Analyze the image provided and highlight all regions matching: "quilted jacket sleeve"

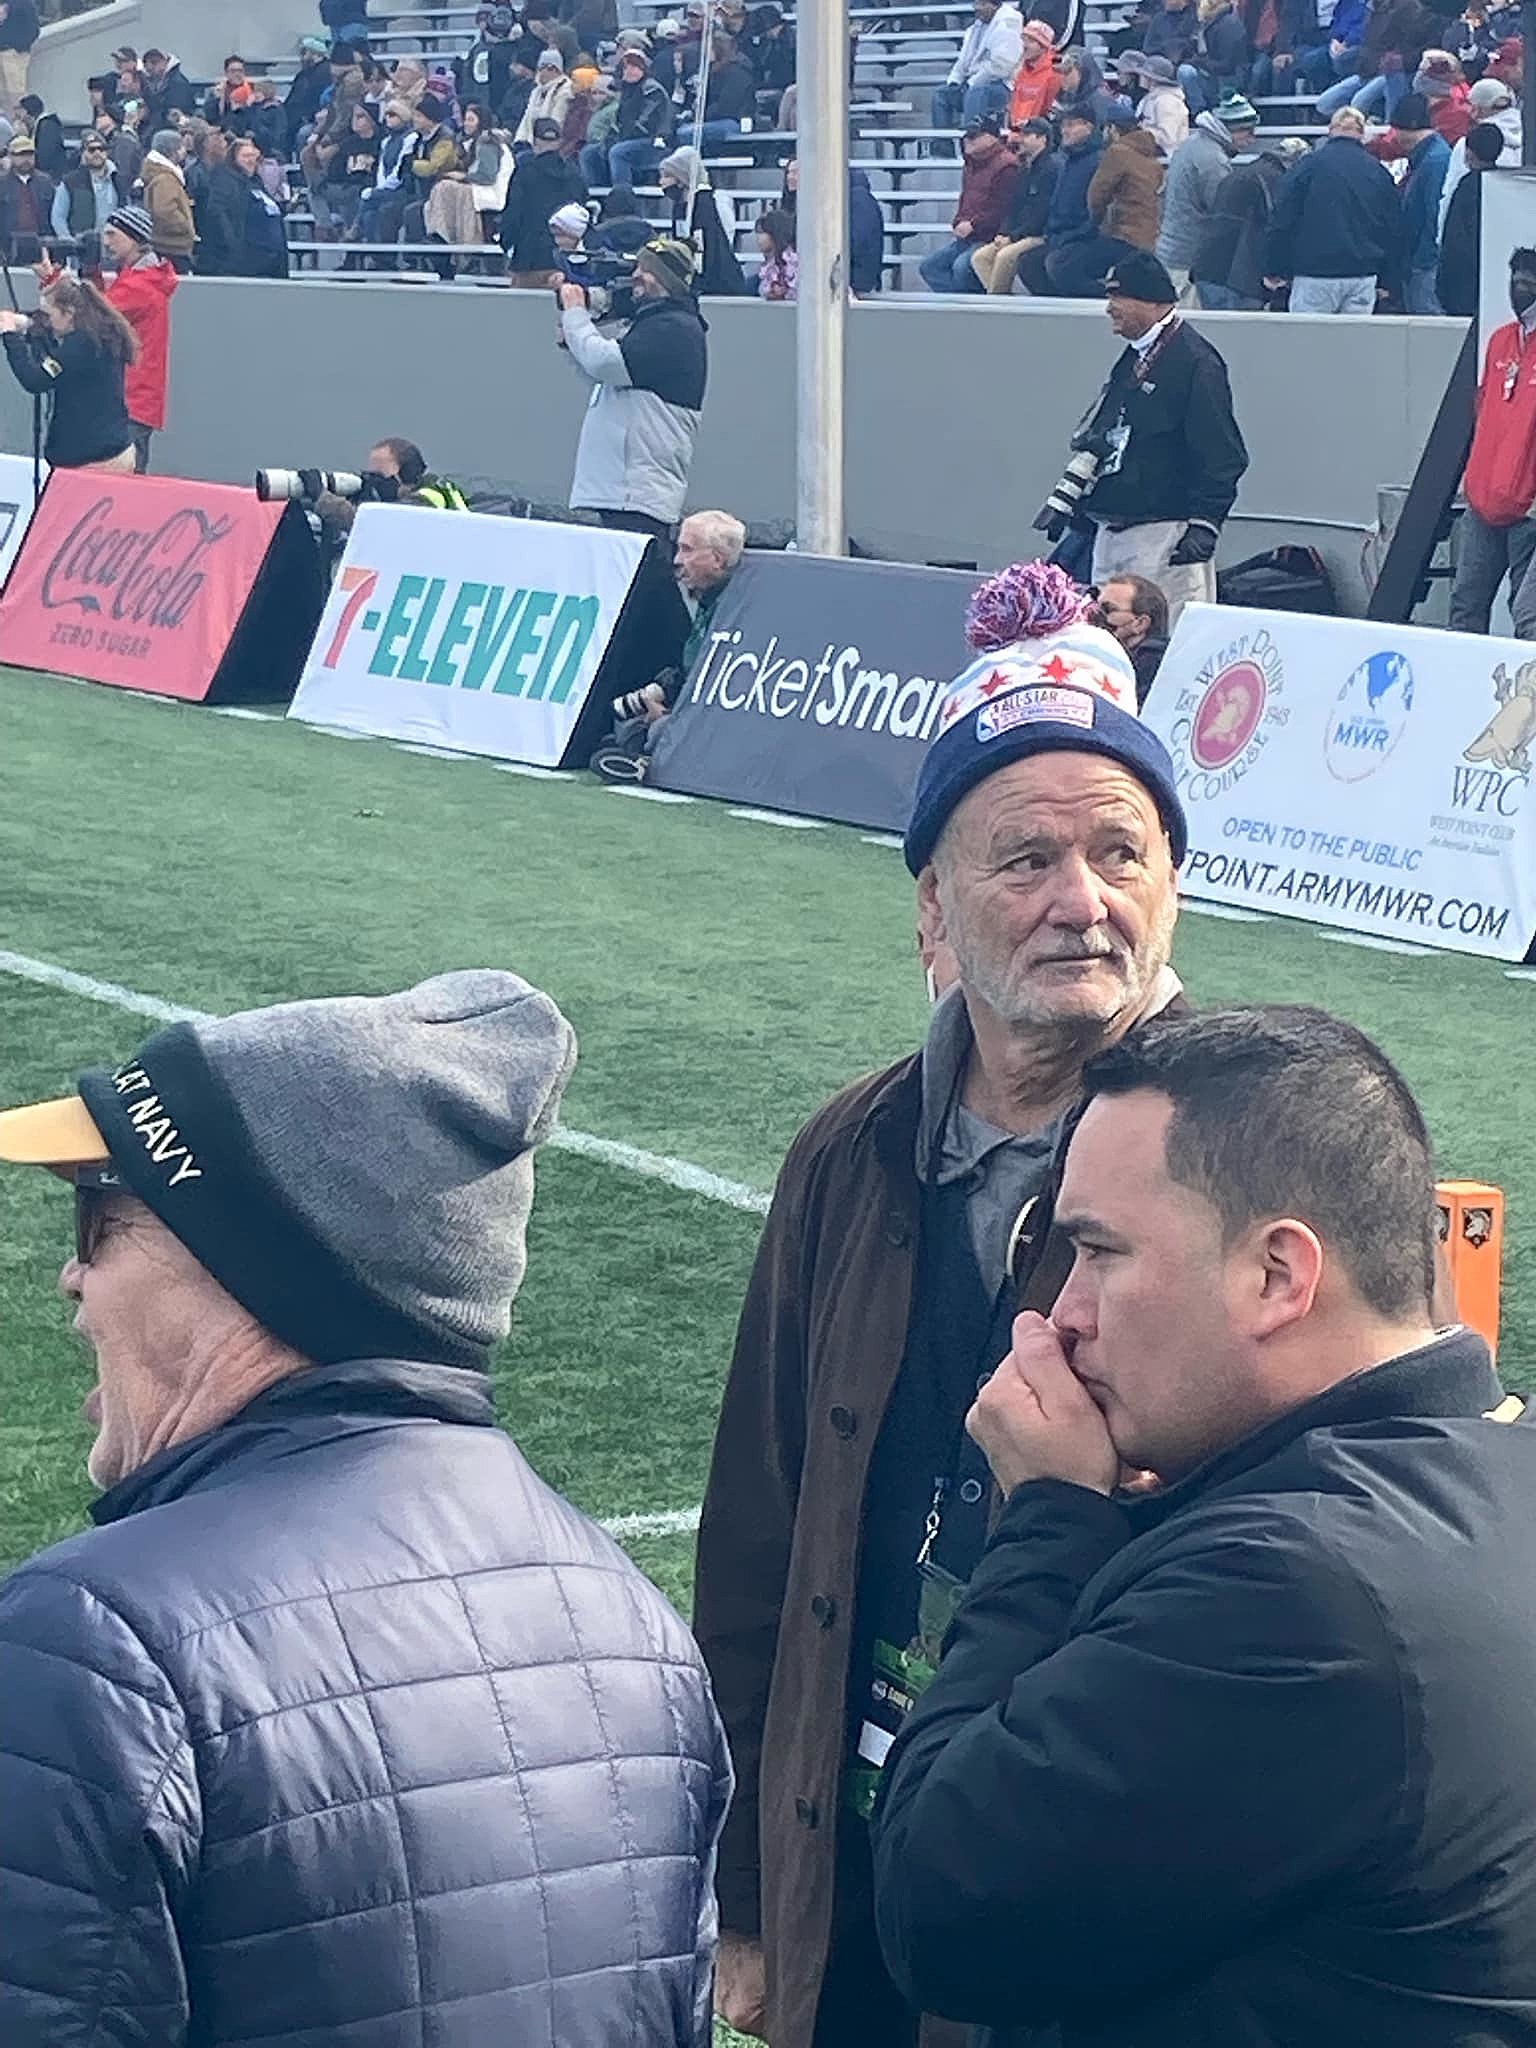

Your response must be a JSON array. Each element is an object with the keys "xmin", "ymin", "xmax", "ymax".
[{"xmin": 0, "ymin": 1565, "xmax": 200, "ymax": 2046}]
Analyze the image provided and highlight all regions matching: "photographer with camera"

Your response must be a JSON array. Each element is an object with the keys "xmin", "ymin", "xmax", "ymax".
[
  {"xmin": 559, "ymin": 236, "xmax": 707, "ymax": 540},
  {"xmin": 296, "ymin": 436, "xmax": 468, "ymax": 549},
  {"xmin": 0, "ymin": 271, "xmax": 135, "ymax": 471},
  {"xmin": 590, "ymin": 508, "xmax": 746, "ymax": 783},
  {"xmin": 1036, "ymin": 251, "xmax": 1246, "ymax": 624}
]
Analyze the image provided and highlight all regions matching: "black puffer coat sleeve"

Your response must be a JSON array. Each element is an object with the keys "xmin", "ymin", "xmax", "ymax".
[{"xmin": 0, "ymin": 1566, "xmax": 198, "ymax": 2045}]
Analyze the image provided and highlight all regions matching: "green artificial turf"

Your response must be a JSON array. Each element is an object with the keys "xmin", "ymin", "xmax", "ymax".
[{"xmin": 1, "ymin": 659, "xmax": 1532, "ymax": 1573}]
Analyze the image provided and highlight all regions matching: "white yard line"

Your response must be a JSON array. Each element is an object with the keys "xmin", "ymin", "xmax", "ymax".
[
  {"xmin": 1177, "ymin": 901, "xmax": 1270, "ymax": 922},
  {"xmin": 0, "ymin": 949, "xmax": 772, "ymax": 1218},
  {"xmin": 598, "ymin": 1507, "xmax": 702, "ymax": 1541},
  {"xmin": 728, "ymin": 808, "xmax": 827, "ymax": 830},
  {"xmin": 1317, "ymin": 931, "xmax": 1441, "ymax": 957}
]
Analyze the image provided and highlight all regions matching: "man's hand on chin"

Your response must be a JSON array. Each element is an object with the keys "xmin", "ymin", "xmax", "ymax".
[{"xmin": 967, "ymin": 1311, "xmax": 1121, "ymax": 1498}]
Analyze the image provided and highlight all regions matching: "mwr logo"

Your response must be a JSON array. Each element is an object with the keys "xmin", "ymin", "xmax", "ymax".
[
  {"xmin": 321, "ymin": 566, "xmax": 602, "ymax": 702},
  {"xmin": 1324, "ymin": 650, "xmax": 1414, "ymax": 784}
]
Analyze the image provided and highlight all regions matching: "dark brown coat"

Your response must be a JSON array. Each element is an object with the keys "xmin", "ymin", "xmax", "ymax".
[
  {"xmin": 1087, "ymin": 127, "xmax": 1165, "ymax": 251},
  {"xmin": 693, "ymin": 1050, "xmax": 1072, "ymax": 2048}
]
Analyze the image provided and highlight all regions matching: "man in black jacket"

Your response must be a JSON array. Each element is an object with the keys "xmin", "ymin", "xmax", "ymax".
[
  {"xmin": 696, "ymin": 32, "xmax": 760, "ymax": 145},
  {"xmin": 873, "ymin": 1003, "xmax": 1536, "ymax": 2048},
  {"xmin": 0, "ymin": 972, "xmax": 731, "ymax": 2046},
  {"xmin": 971, "ymin": 117, "xmax": 1058, "ymax": 293},
  {"xmin": 0, "ymin": 131, "xmax": 52, "ymax": 261},
  {"xmin": 1192, "ymin": 134, "xmax": 1306, "ymax": 308},
  {"xmin": 16, "ymin": 91, "xmax": 64, "ymax": 178},
  {"xmin": 1437, "ymin": 117, "xmax": 1503, "ymax": 317},
  {"xmin": 456, "ymin": 5, "xmax": 522, "ymax": 119},
  {"xmin": 607, "ymin": 46, "xmax": 676, "ymax": 187},
  {"xmin": 502, "ymin": 117, "xmax": 586, "ymax": 284},
  {"xmin": 1263, "ymin": 104, "xmax": 1401, "ymax": 311},
  {"xmin": 284, "ymin": 34, "xmax": 333, "ymax": 151},
  {"xmin": 139, "ymin": 48, "xmax": 199, "ymax": 131},
  {"xmin": 1050, "ymin": 249, "xmax": 1246, "ymax": 623}
]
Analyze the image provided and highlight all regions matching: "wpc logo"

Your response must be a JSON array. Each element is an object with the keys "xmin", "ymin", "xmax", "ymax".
[
  {"xmin": 1447, "ymin": 659, "xmax": 1535, "ymax": 818},
  {"xmin": 321, "ymin": 566, "xmax": 603, "ymax": 701}
]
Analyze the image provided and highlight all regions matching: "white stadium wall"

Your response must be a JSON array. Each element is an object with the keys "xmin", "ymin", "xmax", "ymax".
[{"xmin": 0, "ymin": 278, "xmax": 1467, "ymax": 597}]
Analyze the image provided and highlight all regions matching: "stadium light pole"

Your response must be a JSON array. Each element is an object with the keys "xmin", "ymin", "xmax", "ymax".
[{"xmin": 795, "ymin": 0, "xmax": 848, "ymax": 555}]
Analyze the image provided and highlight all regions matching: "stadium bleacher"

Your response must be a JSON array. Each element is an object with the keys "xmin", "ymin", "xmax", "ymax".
[{"xmin": 90, "ymin": 2, "xmax": 1335, "ymax": 288}]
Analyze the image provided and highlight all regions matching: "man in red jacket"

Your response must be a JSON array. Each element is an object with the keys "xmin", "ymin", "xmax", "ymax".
[
  {"xmin": 100, "ymin": 203, "xmax": 179, "ymax": 472},
  {"xmin": 919, "ymin": 112, "xmax": 1021, "ymax": 292},
  {"xmin": 1449, "ymin": 245, "xmax": 1536, "ymax": 638}
]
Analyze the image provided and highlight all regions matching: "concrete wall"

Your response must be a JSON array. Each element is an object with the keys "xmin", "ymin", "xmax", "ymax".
[
  {"xmin": 30, "ymin": 0, "xmax": 321, "ymax": 120},
  {"xmin": 0, "ymin": 278, "xmax": 1468, "ymax": 592}
]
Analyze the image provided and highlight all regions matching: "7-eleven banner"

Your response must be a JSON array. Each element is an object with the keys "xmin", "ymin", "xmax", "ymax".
[{"xmin": 288, "ymin": 505, "xmax": 649, "ymax": 766}]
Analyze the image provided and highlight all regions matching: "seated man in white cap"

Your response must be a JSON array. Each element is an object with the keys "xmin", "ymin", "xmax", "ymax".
[{"xmin": 0, "ymin": 973, "xmax": 731, "ymax": 2046}]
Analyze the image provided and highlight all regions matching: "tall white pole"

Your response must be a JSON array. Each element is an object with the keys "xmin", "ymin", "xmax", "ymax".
[{"xmin": 795, "ymin": 0, "xmax": 848, "ymax": 555}]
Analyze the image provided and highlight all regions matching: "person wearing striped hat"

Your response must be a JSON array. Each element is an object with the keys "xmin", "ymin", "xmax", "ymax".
[
  {"xmin": 100, "ymin": 201, "xmax": 179, "ymax": 471},
  {"xmin": 696, "ymin": 557, "xmax": 1187, "ymax": 2048}
]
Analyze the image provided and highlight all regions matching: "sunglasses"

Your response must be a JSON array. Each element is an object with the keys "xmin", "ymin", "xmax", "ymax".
[{"xmin": 73, "ymin": 1166, "xmax": 128, "ymax": 1267}]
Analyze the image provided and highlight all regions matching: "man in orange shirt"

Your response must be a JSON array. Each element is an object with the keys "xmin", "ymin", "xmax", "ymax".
[{"xmin": 1010, "ymin": 18, "xmax": 1062, "ymax": 125}]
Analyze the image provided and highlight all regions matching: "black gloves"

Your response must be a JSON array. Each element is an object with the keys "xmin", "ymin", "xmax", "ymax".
[{"xmin": 1168, "ymin": 519, "xmax": 1219, "ymax": 567}]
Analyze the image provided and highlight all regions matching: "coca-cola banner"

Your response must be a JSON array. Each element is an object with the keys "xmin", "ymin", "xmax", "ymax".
[{"xmin": 0, "ymin": 473, "xmax": 322, "ymax": 704}]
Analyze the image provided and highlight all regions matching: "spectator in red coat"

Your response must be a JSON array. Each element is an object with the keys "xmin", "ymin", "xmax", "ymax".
[
  {"xmin": 920, "ymin": 111, "xmax": 1022, "ymax": 291},
  {"xmin": 1414, "ymin": 48, "xmax": 1473, "ymax": 140},
  {"xmin": 97, "ymin": 203, "xmax": 178, "ymax": 472},
  {"xmin": 1449, "ymin": 245, "xmax": 1536, "ymax": 636}
]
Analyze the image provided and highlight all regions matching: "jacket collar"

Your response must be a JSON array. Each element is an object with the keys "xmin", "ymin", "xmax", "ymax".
[
  {"xmin": 90, "ymin": 1358, "xmax": 497, "ymax": 1528},
  {"xmin": 1134, "ymin": 1327, "xmax": 1502, "ymax": 1529}
]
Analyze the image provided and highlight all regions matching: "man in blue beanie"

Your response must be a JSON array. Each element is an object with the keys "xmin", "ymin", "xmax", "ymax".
[{"xmin": 695, "ymin": 614, "xmax": 1188, "ymax": 2048}]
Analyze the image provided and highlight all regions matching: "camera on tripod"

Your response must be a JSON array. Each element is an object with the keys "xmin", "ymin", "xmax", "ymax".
[{"xmin": 254, "ymin": 468, "xmax": 404, "ymax": 508}]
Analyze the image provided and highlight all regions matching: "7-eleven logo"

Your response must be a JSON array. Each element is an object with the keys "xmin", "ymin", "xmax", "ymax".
[{"xmin": 322, "ymin": 566, "xmax": 379, "ymax": 669}]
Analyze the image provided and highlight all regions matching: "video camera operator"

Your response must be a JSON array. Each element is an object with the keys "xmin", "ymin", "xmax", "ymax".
[{"xmin": 558, "ymin": 235, "xmax": 707, "ymax": 540}]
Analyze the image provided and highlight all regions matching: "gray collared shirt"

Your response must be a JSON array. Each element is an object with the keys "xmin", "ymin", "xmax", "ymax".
[{"xmin": 915, "ymin": 969, "xmax": 1184, "ymax": 1290}]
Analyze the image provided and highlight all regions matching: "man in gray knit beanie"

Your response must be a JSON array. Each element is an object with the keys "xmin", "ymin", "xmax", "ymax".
[{"xmin": 0, "ymin": 971, "xmax": 731, "ymax": 2045}]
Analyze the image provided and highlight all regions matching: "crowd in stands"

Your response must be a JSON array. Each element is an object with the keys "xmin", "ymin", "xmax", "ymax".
[
  {"xmin": 0, "ymin": 0, "xmax": 1518, "ymax": 304},
  {"xmin": 0, "ymin": 2, "xmax": 818, "ymax": 290},
  {"xmin": 919, "ymin": 0, "xmax": 1523, "ymax": 308}
]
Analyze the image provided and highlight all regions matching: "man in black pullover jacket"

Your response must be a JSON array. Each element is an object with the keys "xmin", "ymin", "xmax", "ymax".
[
  {"xmin": 1052, "ymin": 248, "xmax": 1246, "ymax": 624},
  {"xmin": 873, "ymin": 1004, "xmax": 1536, "ymax": 2048}
]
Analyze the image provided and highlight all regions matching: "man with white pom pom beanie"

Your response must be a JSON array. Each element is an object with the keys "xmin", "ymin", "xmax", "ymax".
[
  {"xmin": 0, "ymin": 970, "xmax": 731, "ymax": 2047},
  {"xmin": 695, "ymin": 563, "xmax": 1186, "ymax": 2048}
]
